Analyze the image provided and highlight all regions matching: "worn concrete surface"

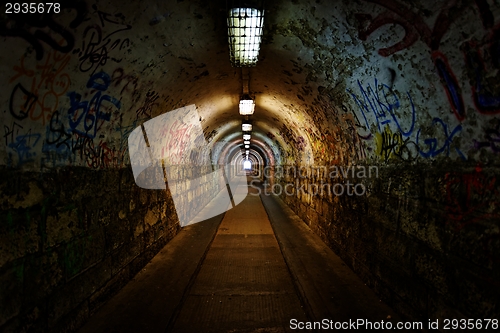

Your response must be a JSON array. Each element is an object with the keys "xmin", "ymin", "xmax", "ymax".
[
  {"xmin": 261, "ymin": 185, "xmax": 404, "ymax": 325},
  {"xmin": 76, "ymin": 179, "xmax": 413, "ymax": 332},
  {"xmin": 170, "ymin": 181, "xmax": 307, "ymax": 332}
]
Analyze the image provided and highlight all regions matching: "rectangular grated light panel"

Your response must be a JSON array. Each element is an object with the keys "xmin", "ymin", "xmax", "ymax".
[{"xmin": 227, "ymin": 8, "xmax": 264, "ymax": 67}]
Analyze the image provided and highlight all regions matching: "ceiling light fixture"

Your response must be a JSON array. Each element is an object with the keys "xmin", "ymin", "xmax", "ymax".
[
  {"xmin": 243, "ymin": 134, "xmax": 251, "ymax": 140},
  {"xmin": 227, "ymin": 7, "xmax": 264, "ymax": 67},
  {"xmin": 239, "ymin": 96, "xmax": 255, "ymax": 115},
  {"xmin": 242, "ymin": 122, "xmax": 252, "ymax": 131},
  {"xmin": 244, "ymin": 140, "xmax": 250, "ymax": 145}
]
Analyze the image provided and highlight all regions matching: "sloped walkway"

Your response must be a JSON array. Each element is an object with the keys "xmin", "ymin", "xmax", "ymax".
[{"xmin": 78, "ymin": 179, "xmax": 403, "ymax": 333}]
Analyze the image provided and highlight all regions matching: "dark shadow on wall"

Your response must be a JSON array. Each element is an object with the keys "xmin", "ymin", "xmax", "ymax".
[
  {"xmin": 275, "ymin": 161, "xmax": 500, "ymax": 323},
  {"xmin": 0, "ymin": 167, "xmax": 181, "ymax": 332}
]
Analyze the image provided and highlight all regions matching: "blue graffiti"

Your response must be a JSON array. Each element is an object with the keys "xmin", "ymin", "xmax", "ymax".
[
  {"xmin": 416, "ymin": 118, "xmax": 465, "ymax": 159},
  {"xmin": 42, "ymin": 140, "xmax": 75, "ymax": 166},
  {"xmin": 433, "ymin": 53, "xmax": 466, "ymax": 121},
  {"xmin": 463, "ymin": 28, "xmax": 500, "ymax": 114},
  {"xmin": 44, "ymin": 109, "xmax": 96, "ymax": 165},
  {"xmin": 465, "ymin": 42, "xmax": 500, "ymax": 114},
  {"xmin": 67, "ymin": 71, "xmax": 121, "ymax": 139},
  {"xmin": 7, "ymin": 132, "xmax": 42, "ymax": 165},
  {"xmin": 347, "ymin": 78, "xmax": 416, "ymax": 137}
]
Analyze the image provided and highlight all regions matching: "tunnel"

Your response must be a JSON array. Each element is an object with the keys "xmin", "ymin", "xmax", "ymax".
[{"xmin": 0, "ymin": 0, "xmax": 499, "ymax": 332}]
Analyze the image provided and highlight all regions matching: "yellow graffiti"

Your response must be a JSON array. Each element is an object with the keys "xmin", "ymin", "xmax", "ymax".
[{"xmin": 375, "ymin": 126, "xmax": 406, "ymax": 161}]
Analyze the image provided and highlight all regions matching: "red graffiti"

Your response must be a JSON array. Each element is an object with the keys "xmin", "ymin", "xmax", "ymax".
[
  {"xmin": 159, "ymin": 120, "xmax": 194, "ymax": 162},
  {"xmin": 111, "ymin": 68, "xmax": 139, "ymax": 96},
  {"xmin": 9, "ymin": 47, "xmax": 71, "ymax": 126},
  {"xmin": 84, "ymin": 139, "xmax": 125, "ymax": 169},
  {"xmin": 355, "ymin": 0, "xmax": 458, "ymax": 56},
  {"xmin": 355, "ymin": 0, "xmax": 498, "ymax": 122},
  {"xmin": 444, "ymin": 167, "xmax": 500, "ymax": 230},
  {"xmin": 355, "ymin": 11, "xmax": 420, "ymax": 57}
]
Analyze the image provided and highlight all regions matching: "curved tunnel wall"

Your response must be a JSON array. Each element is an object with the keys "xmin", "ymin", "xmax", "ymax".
[{"xmin": 0, "ymin": 0, "xmax": 499, "ymax": 331}]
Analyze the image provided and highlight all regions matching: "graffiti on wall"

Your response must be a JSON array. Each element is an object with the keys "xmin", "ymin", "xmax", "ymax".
[
  {"xmin": 41, "ymin": 70, "xmax": 127, "ymax": 169},
  {"xmin": 9, "ymin": 49, "xmax": 72, "ymax": 126},
  {"xmin": 73, "ymin": 4, "xmax": 132, "ymax": 75},
  {"xmin": 462, "ymin": 32, "xmax": 500, "ymax": 115},
  {"xmin": 6, "ymin": 64, "xmax": 130, "ymax": 169},
  {"xmin": 158, "ymin": 119, "xmax": 195, "ymax": 163},
  {"xmin": 67, "ymin": 72, "xmax": 121, "ymax": 139},
  {"xmin": 2, "ymin": 3, "xmax": 139, "ymax": 170},
  {"xmin": 445, "ymin": 166, "xmax": 500, "ymax": 230},
  {"xmin": 350, "ymin": 0, "xmax": 500, "ymax": 161},
  {"xmin": 374, "ymin": 126, "xmax": 418, "ymax": 162},
  {"xmin": 347, "ymin": 78, "xmax": 416, "ymax": 137},
  {"xmin": 355, "ymin": 0, "xmax": 500, "ymax": 123},
  {"xmin": 135, "ymin": 90, "xmax": 160, "ymax": 119},
  {"xmin": 416, "ymin": 117, "xmax": 465, "ymax": 160},
  {"xmin": 7, "ymin": 131, "xmax": 42, "ymax": 167},
  {"xmin": 0, "ymin": 2, "xmax": 87, "ymax": 60},
  {"xmin": 347, "ymin": 77, "xmax": 466, "ymax": 161}
]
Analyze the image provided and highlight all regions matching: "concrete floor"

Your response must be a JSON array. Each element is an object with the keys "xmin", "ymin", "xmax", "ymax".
[{"xmin": 78, "ymin": 179, "xmax": 403, "ymax": 332}]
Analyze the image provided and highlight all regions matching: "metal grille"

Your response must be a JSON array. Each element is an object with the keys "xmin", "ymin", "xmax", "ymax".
[
  {"xmin": 239, "ymin": 98, "xmax": 255, "ymax": 115},
  {"xmin": 227, "ymin": 8, "xmax": 264, "ymax": 67},
  {"xmin": 242, "ymin": 123, "xmax": 252, "ymax": 131}
]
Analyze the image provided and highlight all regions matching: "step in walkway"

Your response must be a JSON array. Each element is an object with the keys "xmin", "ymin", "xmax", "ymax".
[{"xmin": 78, "ymin": 179, "xmax": 403, "ymax": 333}]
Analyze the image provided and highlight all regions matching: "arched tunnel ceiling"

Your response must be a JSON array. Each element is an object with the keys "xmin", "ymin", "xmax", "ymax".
[
  {"xmin": 219, "ymin": 136, "xmax": 274, "ymax": 166},
  {"xmin": 1, "ymin": 0, "xmax": 499, "ymax": 169}
]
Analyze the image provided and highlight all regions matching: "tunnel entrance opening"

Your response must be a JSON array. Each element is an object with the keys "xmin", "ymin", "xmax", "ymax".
[{"xmin": 243, "ymin": 159, "xmax": 252, "ymax": 170}]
